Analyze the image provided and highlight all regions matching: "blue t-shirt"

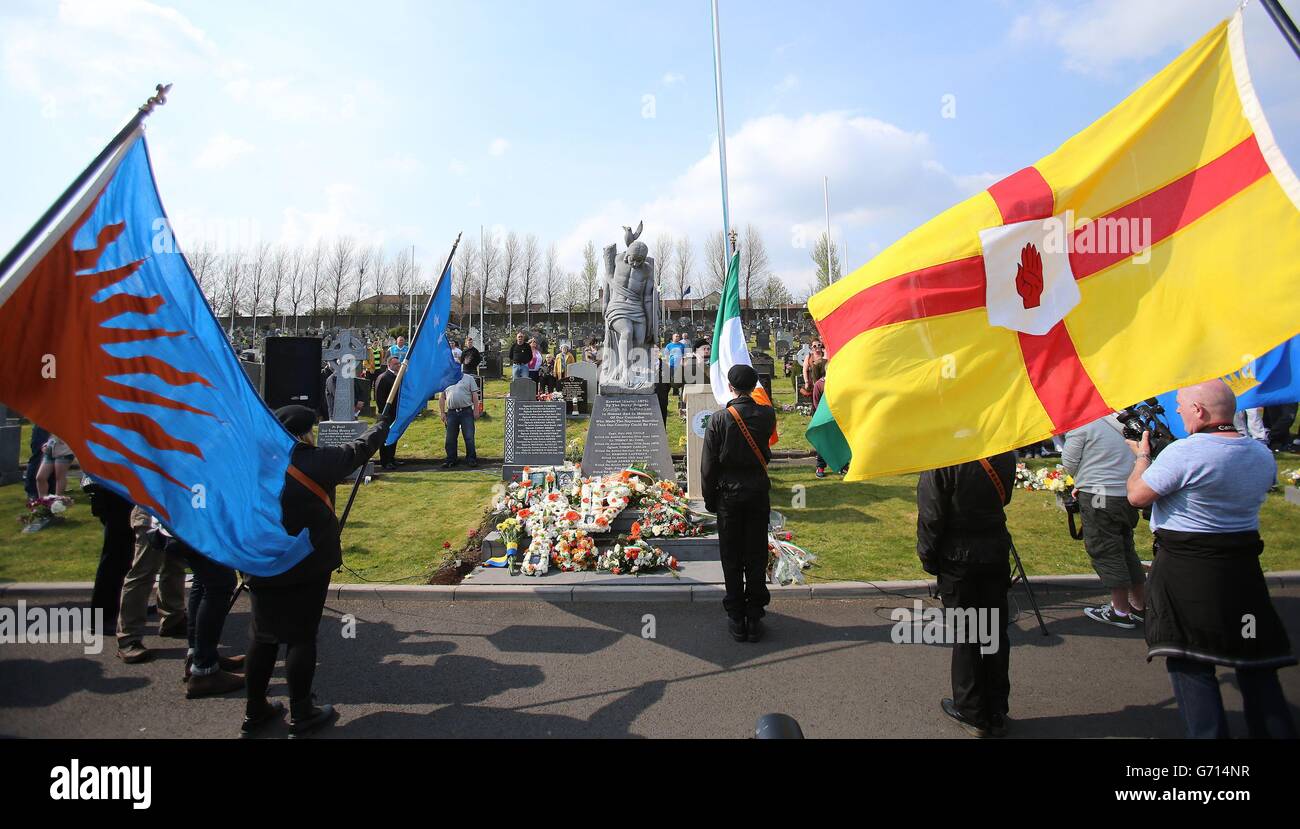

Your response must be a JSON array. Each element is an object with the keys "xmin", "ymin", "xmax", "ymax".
[
  {"xmin": 664, "ymin": 341, "xmax": 686, "ymax": 368},
  {"xmin": 389, "ymin": 344, "xmax": 409, "ymax": 362},
  {"xmin": 1141, "ymin": 434, "xmax": 1275, "ymax": 533}
]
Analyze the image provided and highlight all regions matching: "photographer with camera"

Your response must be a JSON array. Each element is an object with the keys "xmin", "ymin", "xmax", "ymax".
[
  {"xmin": 1061, "ymin": 415, "xmax": 1146, "ymax": 630},
  {"xmin": 1126, "ymin": 379, "xmax": 1296, "ymax": 738}
]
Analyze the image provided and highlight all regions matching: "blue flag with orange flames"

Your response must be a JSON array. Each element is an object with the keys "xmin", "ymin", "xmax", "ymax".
[{"xmin": 0, "ymin": 131, "xmax": 313, "ymax": 577}]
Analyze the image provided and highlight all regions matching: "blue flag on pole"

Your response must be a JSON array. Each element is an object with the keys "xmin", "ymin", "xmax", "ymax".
[
  {"xmin": 0, "ymin": 132, "xmax": 313, "ymax": 576},
  {"xmin": 385, "ymin": 262, "xmax": 462, "ymax": 445},
  {"xmin": 1155, "ymin": 338, "xmax": 1300, "ymax": 438}
]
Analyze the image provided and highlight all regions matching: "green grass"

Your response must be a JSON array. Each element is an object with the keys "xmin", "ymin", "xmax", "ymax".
[{"xmin": 4, "ymin": 354, "xmax": 1297, "ymax": 584}]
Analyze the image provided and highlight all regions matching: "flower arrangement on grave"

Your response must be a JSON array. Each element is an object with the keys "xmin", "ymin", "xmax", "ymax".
[
  {"xmin": 20, "ymin": 495, "xmax": 72, "ymax": 531},
  {"xmin": 1014, "ymin": 463, "xmax": 1037, "ymax": 491},
  {"xmin": 767, "ymin": 532, "xmax": 817, "ymax": 586},
  {"xmin": 520, "ymin": 535, "xmax": 551, "ymax": 576},
  {"xmin": 1283, "ymin": 468, "xmax": 1300, "ymax": 488},
  {"xmin": 496, "ymin": 516, "xmax": 523, "ymax": 566},
  {"xmin": 1035, "ymin": 465, "xmax": 1074, "ymax": 494},
  {"xmin": 596, "ymin": 538, "xmax": 679, "ymax": 577},
  {"xmin": 551, "ymin": 529, "xmax": 598, "ymax": 572}
]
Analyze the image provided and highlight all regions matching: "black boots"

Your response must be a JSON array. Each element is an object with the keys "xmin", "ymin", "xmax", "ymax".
[
  {"xmin": 240, "ymin": 700, "xmax": 285, "ymax": 738},
  {"xmin": 728, "ymin": 617, "xmax": 748, "ymax": 642}
]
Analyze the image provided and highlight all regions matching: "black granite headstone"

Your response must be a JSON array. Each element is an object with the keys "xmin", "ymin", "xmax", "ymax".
[
  {"xmin": 561, "ymin": 376, "xmax": 589, "ymax": 416},
  {"xmin": 503, "ymin": 397, "xmax": 566, "ymax": 480},
  {"xmin": 0, "ymin": 405, "xmax": 21, "ymax": 486},
  {"xmin": 755, "ymin": 330, "xmax": 770, "ymax": 351},
  {"xmin": 318, "ymin": 420, "xmax": 370, "ymax": 481},
  {"xmin": 581, "ymin": 395, "xmax": 674, "ymax": 480},
  {"xmin": 751, "ymin": 352, "xmax": 775, "ymax": 394},
  {"xmin": 509, "ymin": 378, "xmax": 537, "ymax": 400},
  {"xmin": 483, "ymin": 351, "xmax": 503, "ymax": 380}
]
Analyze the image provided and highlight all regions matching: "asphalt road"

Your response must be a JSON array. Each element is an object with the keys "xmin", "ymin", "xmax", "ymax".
[{"xmin": 2, "ymin": 586, "xmax": 1299, "ymax": 739}]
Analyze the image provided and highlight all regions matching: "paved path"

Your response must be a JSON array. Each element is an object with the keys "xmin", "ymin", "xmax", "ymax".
[{"xmin": 2, "ymin": 586, "xmax": 1298, "ymax": 739}]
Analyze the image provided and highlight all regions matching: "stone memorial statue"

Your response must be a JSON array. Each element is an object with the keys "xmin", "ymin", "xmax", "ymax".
[
  {"xmin": 322, "ymin": 329, "xmax": 367, "ymax": 423},
  {"xmin": 599, "ymin": 220, "xmax": 659, "ymax": 394}
]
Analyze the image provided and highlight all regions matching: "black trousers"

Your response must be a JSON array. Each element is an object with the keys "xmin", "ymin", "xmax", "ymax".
[
  {"xmin": 716, "ymin": 495, "xmax": 770, "ymax": 621},
  {"xmin": 379, "ymin": 441, "xmax": 396, "ymax": 466},
  {"xmin": 937, "ymin": 557, "xmax": 1011, "ymax": 727},
  {"xmin": 89, "ymin": 490, "xmax": 135, "ymax": 636}
]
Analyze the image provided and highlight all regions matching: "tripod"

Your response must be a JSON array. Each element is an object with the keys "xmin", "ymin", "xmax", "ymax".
[{"xmin": 1010, "ymin": 543, "xmax": 1049, "ymax": 636}]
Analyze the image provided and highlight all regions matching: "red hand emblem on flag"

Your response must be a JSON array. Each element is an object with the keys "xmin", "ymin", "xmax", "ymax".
[{"xmin": 1015, "ymin": 243, "xmax": 1043, "ymax": 309}]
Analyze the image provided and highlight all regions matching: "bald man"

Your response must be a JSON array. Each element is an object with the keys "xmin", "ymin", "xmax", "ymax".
[{"xmin": 1126, "ymin": 379, "xmax": 1296, "ymax": 739}]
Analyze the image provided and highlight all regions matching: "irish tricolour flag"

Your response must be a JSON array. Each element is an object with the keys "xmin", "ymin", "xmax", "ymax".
[{"xmin": 710, "ymin": 250, "xmax": 778, "ymax": 444}]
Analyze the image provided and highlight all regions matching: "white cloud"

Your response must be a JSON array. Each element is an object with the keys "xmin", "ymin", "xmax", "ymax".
[
  {"xmin": 1008, "ymin": 0, "xmax": 1226, "ymax": 75},
  {"xmin": 193, "ymin": 133, "xmax": 254, "ymax": 169},
  {"xmin": 556, "ymin": 111, "xmax": 992, "ymax": 295},
  {"xmin": 488, "ymin": 137, "xmax": 510, "ymax": 157},
  {"xmin": 662, "ymin": 72, "xmax": 686, "ymax": 86},
  {"xmin": 1, "ymin": 0, "xmax": 217, "ymax": 116}
]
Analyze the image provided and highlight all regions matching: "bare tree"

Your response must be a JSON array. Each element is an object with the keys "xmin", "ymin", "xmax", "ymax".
[
  {"xmin": 740, "ymin": 224, "xmax": 770, "ymax": 324},
  {"xmin": 246, "ymin": 241, "xmax": 271, "ymax": 333},
  {"xmin": 286, "ymin": 246, "xmax": 308, "ymax": 332},
  {"xmin": 581, "ymin": 240, "xmax": 599, "ymax": 311},
  {"xmin": 306, "ymin": 240, "xmax": 326, "ymax": 330},
  {"xmin": 325, "ymin": 237, "xmax": 355, "ymax": 327},
  {"xmin": 672, "ymin": 236, "xmax": 695, "ymax": 306},
  {"xmin": 268, "ymin": 245, "xmax": 290, "ymax": 328},
  {"xmin": 390, "ymin": 248, "xmax": 415, "ymax": 317},
  {"xmin": 453, "ymin": 236, "xmax": 479, "ymax": 326},
  {"xmin": 521, "ymin": 234, "xmax": 540, "ymax": 328},
  {"xmin": 703, "ymin": 230, "xmax": 729, "ymax": 297},
  {"xmin": 812, "ymin": 232, "xmax": 842, "ymax": 292},
  {"xmin": 759, "ymin": 274, "xmax": 793, "ymax": 311},
  {"xmin": 480, "ymin": 228, "xmax": 501, "ymax": 319},
  {"xmin": 543, "ymin": 242, "xmax": 559, "ymax": 325},
  {"xmin": 501, "ymin": 231, "xmax": 520, "ymax": 329},
  {"xmin": 220, "ymin": 250, "xmax": 245, "ymax": 334},
  {"xmin": 186, "ymin": 242, "xmax": 220, "ymax": 309},
  {"xmin": 351, "ymin": 245, "xmax": 378, "ymax": 325}
]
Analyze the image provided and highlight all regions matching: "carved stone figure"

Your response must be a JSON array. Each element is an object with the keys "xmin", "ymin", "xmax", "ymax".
[{"xmin": 599, "ymin": 221, "xmax": 659, "ymax": 394}]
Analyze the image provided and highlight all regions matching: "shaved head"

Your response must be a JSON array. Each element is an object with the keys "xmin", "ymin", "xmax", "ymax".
[{"xmin": 1175, "ymin": 378, "xmax": 1237, "ymax": 431}]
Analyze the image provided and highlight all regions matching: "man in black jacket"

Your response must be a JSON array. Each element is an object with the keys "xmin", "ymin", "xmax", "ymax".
[
  {"xmin": 701, "ymin": 365, "xmax": 776, "ymax": 643},
  {"xmin": 509, "ymin": 332, "xmax": 532, "ymax": 380},
  {"xmin": 916, "ymin": 452, "xmax": 1017, "ymax": 738},
  {"xmin": 240, "ymin": 404, "xmax": 390, "ymax": 738},
  {"xmin": 373, "ymin": 356, "xmax": 401, "ymax": 470}
]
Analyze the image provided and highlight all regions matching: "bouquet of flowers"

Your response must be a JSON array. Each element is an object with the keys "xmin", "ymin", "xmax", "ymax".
[
  {"xmin": 491, "ymin": 479, "xmax": 533, "ymax": 516},
  {"xmin": 1283, "ymin": 468, "xmax": 1300, "ymax": 488},
  {"xmin": 519, "ymin": 535, "xmax": 551, "ymax": 576},
  {"xmin": 1035, "ymin": 465, "xmax": 1074, "ymax": 494},
  {"xmin": 551, "ymin": 529, "xmax": 599, "ymax": 572},
  {"xmin": 767, "ymin": 532, "xmax": 817, "ymax": 586},
  {"xmin": 1014, "ymin": 463, "xmax": 1038, "ymax": 491},
  {"xmin": 496, "ymin": 515, "xmax": 523, "ymax": 556},
  {"xmin": 596, "ymin": 538, "xmax": 679, "ymax": 576},
  {"xmin": 20, "ymin": 495, "xmax": 72, "ymax": 532}
]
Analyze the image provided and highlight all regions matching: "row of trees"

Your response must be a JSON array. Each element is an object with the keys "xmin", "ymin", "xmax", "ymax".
[{"xmin": 192, "ymin": 225, "xmax": 820, "ymax": 332}]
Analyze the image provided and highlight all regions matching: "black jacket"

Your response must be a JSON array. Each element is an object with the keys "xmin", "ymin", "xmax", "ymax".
[
  {"xmin": 461, "ymin": 347, "xmax": 481, "ymax": 373},
  {"xmin": 509, "ymin": 342, "xmax": 533, "ymax": 366},
  {"xmin": 915, "ymin": 452, "xmax": 1016, "ymax": 575},
  {"xmin": 249, "ymin": 422, "xmax": 388, "ymax": 588},
  {"xmin": 701, "ymin": 396, "xmax": 775, "ymax": 512},
  {"xmin": 373, "ymin": 369, "xmax": 399, "ymax": 414}
]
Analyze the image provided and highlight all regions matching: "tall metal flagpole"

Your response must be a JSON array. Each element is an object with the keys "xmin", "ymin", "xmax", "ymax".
[
  {"xmin": 711, "ymin": 0, "xmax": 733, "ymax": 256},
  {"xmin": 479, "ymin": 224, "xmax": 485, "ymax": 345},
  {"xmin": 823, "ymin": 176, "xmax": 833, "ymax": 284},
  {"xmin": 407, "ymin": 244, "xmax": 415, "ymax": 337},
  {"xmin": 1260, "ymin": 0, "xmax": 1300, "ymax": 59}
]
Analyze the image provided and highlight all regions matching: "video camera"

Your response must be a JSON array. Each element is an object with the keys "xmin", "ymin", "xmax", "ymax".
[{"xmin": 1115, "ymin": 398, "xmax": 1177, "ymax": 459}]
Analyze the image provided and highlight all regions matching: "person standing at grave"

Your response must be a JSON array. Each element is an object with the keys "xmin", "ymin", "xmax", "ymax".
[
  {"xmin": 527, "ymin": 337, "xmax": 544, "ymax": 385},
  {"xmin": 510, "ymin": 332, "xmax": 532, "ymax": 380},
  {"xmin": 374, "ymin": 356, "xmax": 402, "ymax": 470},
  {"xmin": 34, "ymin": 433, "xmax": 74, "ymax": 498},
  {"xmin": 665, "ymin": 333, "xmax": 686, "ymax": 397},
  {"xmin": 915, "ymin": 451, "xmax": 1017, "ymax": 738},
  {"xmin": 388, "ymin": 335, "xmax": 409, "ymax": 363},
  {"xmin": 461, "ymin": 336, "xmax": 482, "ymax": 375},
  {"xmin": 23, "ymin": 424, "xmax": 52, "ymax": 499},
  {"xmin": 438, "ymin": 371, "xmax": 481, "ymax": 468},
  {"xmin": 115, "ymin": 506, "xmax": 188, "ymax": 664},
  {"xmin": 702, "ymin": 365, "xmax": 776, "ymax": 644},
  {"xmin": 241, "ymin": 405, "xmax": 391, "ymax": 738},
  {"xmin": 553, "ymin": 343, "xmax": 575, "ymax": 382},
  {"xmin": 87, "ymin": 479, "xmax": 135, "ymax": 637},
  {"xmin": 583, "ymin": 337, "xmax": 601, "ymax": 365}
]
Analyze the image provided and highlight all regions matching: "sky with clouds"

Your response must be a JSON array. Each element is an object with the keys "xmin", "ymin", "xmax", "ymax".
[{"xmin": 2, "ymin": 0, "xmax": 1297, "ymax": 297}]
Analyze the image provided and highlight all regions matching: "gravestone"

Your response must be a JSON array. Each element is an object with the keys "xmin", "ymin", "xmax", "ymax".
[
  {"xmin": 755, "ymin": 330, "xmax": 771, "ymax": 351},
  {"xmin": 561, "ymin": 375, "xmax": 589, "ymax": 417},
  {"xmin": 0, "ymin": 405, "xmax": 21, "ymax": 486},
  {"xmin": 776, "ymin": 338, "xmax": 792, "ymax": 356},
  {"xmin": 483, "ymin": 350, "xmax": 503, "ymax": 380},
  {"xmin": 502, "ymin": 397, "xmax": 566, "ymax": 480},
  {"xmin": 509, "ymin": 377, "xmax": 537, "ymax": 400},
  {"xmin": 239, "ymin": 359, "xmax": 264, "ymax": 398},
  {"xmin": 567, "ymin": 361, "xmax": 598, "ymax": 399},
  {"xmin": 320, "ymin": 330, "xmax": 371, "ymax": 481},
  {"xmin": 581, "ymin": 395, "xmax": 675, "ymax": 480},
  {"xmin": 751, "ymin": 352, "xmax": 775, "ymax": 394},
  {"xmin": 683, "ymin": 387, "xmax": 721, "ymax": 508}
]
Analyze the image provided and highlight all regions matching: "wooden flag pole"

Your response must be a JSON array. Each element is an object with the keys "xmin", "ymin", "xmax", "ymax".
[{"xmin": 337, "ymin": 232, "xmax": 462, "ymax": 532}]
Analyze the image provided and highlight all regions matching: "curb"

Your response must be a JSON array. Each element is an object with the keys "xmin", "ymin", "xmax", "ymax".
[{"xmin": 4, "ymin": 571, "xmax": 1297, "ymax": 603}]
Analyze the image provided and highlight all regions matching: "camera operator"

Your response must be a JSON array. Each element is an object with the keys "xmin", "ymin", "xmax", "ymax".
[
  {"xmin": 1126, "ymin": 379, "xmax": 1296, "ymax": 738},
  {"xmin": 916, "ymin": 451, "xmax": 1017, "ymax": 738},
  {"xmin": 1061, "ymin": 415, "xmax": 1145, "ymax": 629}
]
